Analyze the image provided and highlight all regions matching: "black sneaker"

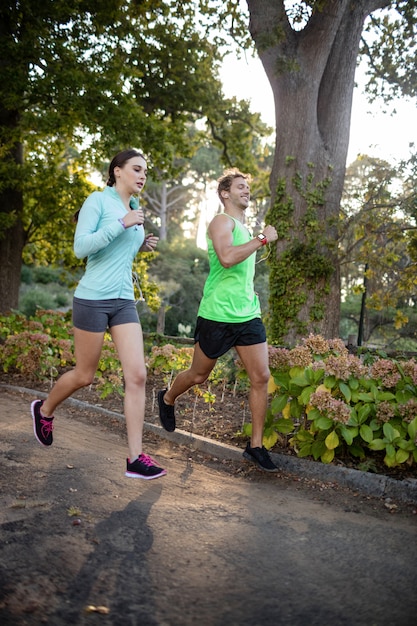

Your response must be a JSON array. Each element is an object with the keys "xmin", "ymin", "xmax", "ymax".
[
  {"xmin": 157, "ymin": 389, "xmax": 176, "ymax": 432},
  {"xmin": 31, "ymin": 400, "xmax": 54, "ymax": 446},
  {"xmin": 125, "ymin": 454, "xmax": 167, "ymax": 480},
  {"xmin": 243, "ymin": 442, "xmax": 279, "ymax": 472}
]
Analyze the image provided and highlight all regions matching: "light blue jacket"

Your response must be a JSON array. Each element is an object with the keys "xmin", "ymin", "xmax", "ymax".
[{"xmin": 74, "ymin": 186, "xmax": 145, "ymax": 300}]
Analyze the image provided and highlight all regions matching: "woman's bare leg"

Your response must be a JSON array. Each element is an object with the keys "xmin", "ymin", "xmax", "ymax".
[
  {"xmin": 110, "ymin": 322, "xmax": 147, "ymax": 461},
  {"xmin": 41, "ymin": 328, "xmax": 105, "ymax": 416}
]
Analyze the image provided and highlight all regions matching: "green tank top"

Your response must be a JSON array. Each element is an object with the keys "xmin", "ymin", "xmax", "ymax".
[{"xmin": 198, "ymin": 215, "xmax": 261, "ymax": 323}]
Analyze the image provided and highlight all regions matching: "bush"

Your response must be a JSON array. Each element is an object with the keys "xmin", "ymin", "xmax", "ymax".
[
  {"xmin": 255, "ymin": 335, "xmax": 417, "ymax": 468},
  {"xmin": 18, "ymin": 289, "xmax": 57, "ymax": 317}
]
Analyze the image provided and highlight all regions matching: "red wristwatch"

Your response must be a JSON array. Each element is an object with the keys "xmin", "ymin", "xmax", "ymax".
[{"xmin": 256, "ymin": 233, "xmax": 268, "ymax": 246}]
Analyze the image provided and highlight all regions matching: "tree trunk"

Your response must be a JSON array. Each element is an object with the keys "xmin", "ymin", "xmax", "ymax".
[
  {"xmin": 247, "ymin": 0, "xmax": 389, "ymax": 344},
  {"xmin": 0, "ymin": 136, "xmax": 25, "ymax": 314}
]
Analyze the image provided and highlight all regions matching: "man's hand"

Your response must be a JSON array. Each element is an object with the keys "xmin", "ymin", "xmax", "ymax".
[{"xmin": 262, "ymin": 225, "xmax": 278, "ymax": 243}]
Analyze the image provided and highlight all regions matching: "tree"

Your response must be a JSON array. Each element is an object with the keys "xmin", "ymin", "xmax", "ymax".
[
  {"xmin": 0, "ymin": 0, "xmax": 270, "ymax": 314},
  {"xmin": 339, "ymin": 154, "xmax": 417, "ymax": 346},
  {"xmin": 245, "ymin": 0, "xmax": 417, "ymax": 344}
]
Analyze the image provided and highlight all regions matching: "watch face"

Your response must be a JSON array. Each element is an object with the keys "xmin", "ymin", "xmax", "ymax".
[{"xmin": 257, "ymin": 234, "xmax": 266, "ymax": 241}]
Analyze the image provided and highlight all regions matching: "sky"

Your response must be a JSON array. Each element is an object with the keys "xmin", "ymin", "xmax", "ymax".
[
  {"xmin": 219, "ymin": 53, "xmax": 417, "ymax": 165},
  {"xmin": 194, "ymin": 51, "xmax": 416, "ymax": 247}
]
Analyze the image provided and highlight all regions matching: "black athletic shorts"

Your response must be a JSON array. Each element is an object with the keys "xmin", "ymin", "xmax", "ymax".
[
  {"xmin": 194, "ymin": 316, "xmax": 266, "ymax": 359},
  {"xmin": 72, "ymin": 297, "xmax": 139, "ymax": 332}
]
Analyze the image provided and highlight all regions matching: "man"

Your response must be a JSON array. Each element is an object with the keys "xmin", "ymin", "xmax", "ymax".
[{"xmin": 158, "ymin": 169, "xmax": 278, "ymax": 472}]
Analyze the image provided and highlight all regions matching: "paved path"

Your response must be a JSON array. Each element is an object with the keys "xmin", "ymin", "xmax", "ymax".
[{"xmin": 1, "ymin": 387, "xmax": 416, "ymax": 625}]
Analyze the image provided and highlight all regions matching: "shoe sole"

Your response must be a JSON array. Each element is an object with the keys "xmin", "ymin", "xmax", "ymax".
[
  {"xmin": 242, "ymin": 450, "xmax": 279, "ymax": 473},
  {"xmin": 31, "ymin": 400, "xmax": 53, "ymax": 447},
  {"xmin": 157, "ymin": 390, "xmax": 176, "ymax": 432},
  {"xmin": 125, "ymin": 469, "xmax": 167, "ymax": 480}
]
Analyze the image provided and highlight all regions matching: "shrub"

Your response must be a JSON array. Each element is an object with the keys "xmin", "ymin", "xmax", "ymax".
[{"xmin": 255, "ymin": 335, "xmax": 417, "ymax": 468}]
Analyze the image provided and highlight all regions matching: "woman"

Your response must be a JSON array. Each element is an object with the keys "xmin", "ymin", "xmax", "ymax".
[{"xmin": 31, "ymin": 149, "xmax": 166, "ymax": 480}]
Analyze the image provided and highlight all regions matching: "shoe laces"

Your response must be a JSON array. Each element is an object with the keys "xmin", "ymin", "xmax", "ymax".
[
  {"xmin": 138, "ymin": 453, "xmax": 155, "ymax": 467},
  {"xmin": 40, "ymin": 418, "xmax": 54, "ymax": 436}
]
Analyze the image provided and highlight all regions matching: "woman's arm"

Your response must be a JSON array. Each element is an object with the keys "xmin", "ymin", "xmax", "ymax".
[{"xmin": 73, "ymin": 192, "xmax": 124, "ymax": 259}]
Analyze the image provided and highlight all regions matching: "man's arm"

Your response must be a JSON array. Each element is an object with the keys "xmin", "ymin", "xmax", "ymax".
[{"xmin": 209, "ymin": 214, "xmax": 276, "ymax": 268}]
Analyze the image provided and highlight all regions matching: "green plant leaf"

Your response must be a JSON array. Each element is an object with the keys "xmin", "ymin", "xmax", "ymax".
[
  {"xmin": 384, "ymin": 452, "xmax": 397, "ymax": 467},
  {"xmin": 349, "ymin": 443, "xmax": 366, "ymax": 459},
  {"xmin": 263, "ymin": 431, "xmax": 279, "ymax": 450},
  {"xmin": 383, "ymin": 422, "xmax": 400, "ymax": 442},
  {"xmin": 321, "ymin": 447, "xmax": 335, "ymax": 464},
  {"xmin": 338, "ymin": 382, "xmax": 351, "ymax": 402},
  {"xmin": 408, "ymin": 417, "xmax": 417, "ymax": 440},
  {"xmin": 357, "ymin": 403, "xmax": 372, "ymax": 424},
  {"xmin": 396, "ymin": 389, "xmax": 414, "ymax": 403},
  {"xmin": 340, "ymin": 425, "xmax": 356, "ymax": 445},
  {"xmin": 395, "ymin": 449, "xmax": 410, "ymax": 464},
  {"xmin": 271, "ymin": 394, "xmax": 289, "ymax": 414},
  {"xmin": 311, "ymin": 439, "xmax": 326, "ymax": 460},
  {"xmin": 349, "ymin": 378, "xmax": 359, "ymax": 390},
  {"xmin": 300, "ymin": 385, "xmax": 316, "ymax": 405},
  {"xmin": 325, "ymin": 430, "xmax": 339, "ymax": 450},
  {"xmin": 290, "ymin": 398, "xmax": 303, "ymax": 418},
  {"xmin": 368, "ymin": 438, "xmax": 386, "ymax": 451},
  {"xmin": 376, "ymin": 391, "xmax": 395, "ymax": 402},
  {"xmin": 357, "ymin": 392, "xmax": 373, "ymax": 402},
  {"xmin": 359, "ymin": 424, "xmax": 374, "ymax": 444},
  {"xmin": 315, "ymin": 416, "xmax": 334, "ymax": 430},
  {"xmin": 324, "ymin": 375, "xmax": 336, "ymax": 389},
  {"xmin": 274, "ymin": 418, "xmax": 294, "ymax": 435},
  {"xmin": 272, "ymin": 372, "xmax": 291, "ymax": 390}
]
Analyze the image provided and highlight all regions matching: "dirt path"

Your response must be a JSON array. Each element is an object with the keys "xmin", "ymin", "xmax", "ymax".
[{"xmin": 1, "ymin": 388, "xmax": 417, "ymax": 625}]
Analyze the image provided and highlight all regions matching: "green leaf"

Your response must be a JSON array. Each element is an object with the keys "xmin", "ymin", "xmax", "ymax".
[
  {"xmin": 383, "ymin": 422, "xmax": 400, "ymax": 442},
  {"xmin": 312, "ymin": 440, "xmax": 326, "ymax": 460},
  {"xmin": 396, "ymin": 389, "xmax": 414, "ymax": 403},
  {"xmin": 349, "ymin": 378, "xmax": 359, "ymax": 390},
  {"xmin": 290, "ymin": 398, "xmax": 303, "ymax": 418},
  {"xmin": 289, "ymin": 366, "xmax": 305, "ymax": 379},
  {"xmin": 271, "ymin": 394, "xmax": 289, "ymax": 414},
  {"xmin": 395, "ymin": 449, "xmax": 409, "ymax": 464},
  {"xmin": 263, "ymin": 431, "xmax": 279, "ymax": 450},
  {"xmin": 408, "ymin": 416, "xmax": 417, "ymax": 440},
  {"xmin": 357, "ymin": 392, "xmax": 373, "ymax": 402},
  {"xmin": 368, "ymin": 438, "xmax": 386, "ymax": 451},
  {"xmin": 376, "ymin": 391, "xmax": 395, "ymax": 402},
  {"xmin": 274, "ymin": 418, "xmax": 294, "ymax": 435},
  {"xmin": 321, "ymin": 448, "xmax": 335, "ymax": 464},
  {"xmin": 349, "ymin": 443, "xmax": 366, "ymax": 459},
  {"xmin": 315, "ymin": 416, "xmax": 334, "ymax": 430},
  {"xmin": 359, "ymin": 424, "xmax": 374, "ymax": 443},
  {"xmin": 325, "ymin": 430, "xmax": 339, "ymax": 450},
  {"xmin": 340, "ymin": 426, "xmax": 356, "ymax": 445},
  {"xmin": 323, "ymin": 375, "xmax": 336, "ymax": 389},
  {"xmin": 338, "ymin": 382, "xmax": 351, "ymax": 402},
  {"xmin": 300, "ymin": 385, "xmax": 316, "ymax": 405},
  {"xmin": 357, "ymin": 403, "xmax": 372, "ymax": 424},
  {"xmin": 272, "ymin": 372, "xmax": 291, "ymax": 390}
]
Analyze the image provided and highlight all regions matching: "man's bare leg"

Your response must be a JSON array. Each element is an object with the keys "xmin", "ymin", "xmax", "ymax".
[{"xmin": 163, "ymin": 343, "xmax": 217, "ymax": 404}]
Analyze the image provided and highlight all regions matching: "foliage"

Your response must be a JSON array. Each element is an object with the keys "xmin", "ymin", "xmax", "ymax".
[
  {"xmin": 258, "ymin": 334, "xmax": 417, "ymax": 468},
  {"xmin": 0, "ymin": 310, "xmax": 119, "ymax": 399},
  {"xmin": 0, "ymin": 0, "xmax": 272, "ymax": 312},
  {"xmin": 339, "ymin": 154, "xmax": 417, "ymax": 347},
  {"xmin": 148, "ymin": 240, "xmax": 210, "ymax": 336},
  {"xmin": 245, "ymin": 0, "xmax": 417, "ymax": 344}
]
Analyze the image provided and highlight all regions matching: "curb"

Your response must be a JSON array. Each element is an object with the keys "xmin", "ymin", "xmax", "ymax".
[{"xmin": 3, "ymin": 383, "xmax": 417, "ymax": 506}]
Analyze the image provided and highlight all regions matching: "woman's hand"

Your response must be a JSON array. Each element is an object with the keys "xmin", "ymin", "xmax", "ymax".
[
  {"xmin": 140, "ymin": 233, "xmax": 159, "ymax": 252},
  {"xmin": 122, "ymin": 208, "xmax": 145, "ymax": 228}
]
